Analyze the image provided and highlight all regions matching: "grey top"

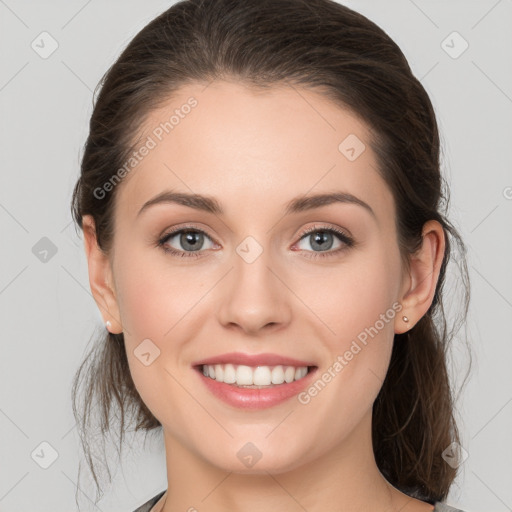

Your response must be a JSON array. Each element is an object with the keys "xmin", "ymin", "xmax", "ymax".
[
  {"xmin": 434, "ymin": 504, "xmax": 466, "ymax": 512},
  {"xmin": 132, "ymin": 490, "xmax": 165, "ymax": 512},
  {"xmin": 132, "ymin": 490, "xmax": 467, "ymax": 512}
]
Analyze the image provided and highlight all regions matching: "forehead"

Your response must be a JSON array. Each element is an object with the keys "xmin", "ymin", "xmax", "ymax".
[{"xmin": 114, "ymin": 80, "xmax": 394, "ymax": 225}]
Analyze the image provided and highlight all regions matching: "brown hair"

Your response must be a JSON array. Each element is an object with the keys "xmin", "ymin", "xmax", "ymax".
[{"xmin": 70, "ymin": 0, "xmax": 471, "ymax": 506}]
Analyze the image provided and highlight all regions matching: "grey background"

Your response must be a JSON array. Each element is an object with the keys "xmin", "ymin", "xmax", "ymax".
[{"xmin": 0, "ymin": 1, "xmax": 511, "ymax": 511}]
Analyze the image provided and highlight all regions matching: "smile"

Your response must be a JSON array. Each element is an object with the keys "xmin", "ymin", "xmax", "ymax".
[{"xmin": 193, "ymin": 354, "xmax": 318, "ymax": 409}]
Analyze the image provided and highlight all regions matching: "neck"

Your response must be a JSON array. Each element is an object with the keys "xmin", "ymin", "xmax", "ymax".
[{"xmin": 159, "ymin": 409, "xmax": 417, "ymax": 512}]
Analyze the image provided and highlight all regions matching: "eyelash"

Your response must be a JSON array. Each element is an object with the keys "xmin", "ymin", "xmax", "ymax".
[{"xmin": 157, "ymin": 223, "xmax": 355, "ymax": 260}]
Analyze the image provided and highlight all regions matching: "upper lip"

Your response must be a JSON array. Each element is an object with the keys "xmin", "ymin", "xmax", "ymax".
[{"xmin": 192, "ymin": 352, "xmax": 316, "ymax": 368}]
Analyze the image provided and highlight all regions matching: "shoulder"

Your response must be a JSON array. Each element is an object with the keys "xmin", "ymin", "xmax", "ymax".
[
  {"xmin": 433, "ymin": 502, "xmax": 467, "ymax": 512},
  {"xmin": 132, "ymin": 490, "xmax": 166, "ymax": 512},
  {"xmin": 131, "ymin": 493, "xmax": 467, "ymax": 512}
]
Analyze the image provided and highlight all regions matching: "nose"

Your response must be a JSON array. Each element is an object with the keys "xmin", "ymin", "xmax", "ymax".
[{"xmin": 217, "ymin": 246, "xmax": 292, "ymax": 336}]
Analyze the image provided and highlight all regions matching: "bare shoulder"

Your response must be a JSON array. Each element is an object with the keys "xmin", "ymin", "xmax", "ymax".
[{"xmin": 390, "ymin": 494, "xmax": 435, "ymax": 512}]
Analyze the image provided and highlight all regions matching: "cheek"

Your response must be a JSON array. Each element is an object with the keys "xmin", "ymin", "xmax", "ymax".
[
  {"xmin": 114, "ymin": 246, "xmax": 202, "ymax": 341},
  {"xmin": 306, "ymin": 239, "xmax": 402, "ymax": 398},
  {"xmin": 293, "ymin": 251, "xmax": 402, "ymax": 435},
  {"xmin": 112, "ymin": 248, "xmax": 212, "ymax": 400},
  {"xmin": 308, "ymin": 241, "xmax": 401, "ymax": 345},
  {"xmin": 113, "ymin": 257, "xmax": 195, "ymax": 423}
]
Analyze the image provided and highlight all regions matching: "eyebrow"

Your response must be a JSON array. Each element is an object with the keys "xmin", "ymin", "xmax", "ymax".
[{"xmin": 136, "ymin": 189, "xmax": 376, "ymax": 219}]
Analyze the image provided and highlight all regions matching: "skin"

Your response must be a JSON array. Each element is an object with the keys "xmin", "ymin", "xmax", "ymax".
[{"xmin": 82, "ymin": 80, "xmax": 444, "ymax": 512}]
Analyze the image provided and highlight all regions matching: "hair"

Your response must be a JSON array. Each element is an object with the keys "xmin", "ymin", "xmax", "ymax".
[{"xmin": 70, "ymin": 0, "xmax": 472, "ymax": 507}]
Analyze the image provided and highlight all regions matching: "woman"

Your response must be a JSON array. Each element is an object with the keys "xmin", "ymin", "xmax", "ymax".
[{"xmin": 70, "ymin": 0, "xmax": 471, "ymax": 511}]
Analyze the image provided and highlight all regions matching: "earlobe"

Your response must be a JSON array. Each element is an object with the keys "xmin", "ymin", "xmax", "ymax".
[
  {"xmin": 395, "ymin": 220, "xmax": 445, "ymax": 334},
  {"xmin": 82, "ymin": 215, "xmax": 123, "ymax": 333}
]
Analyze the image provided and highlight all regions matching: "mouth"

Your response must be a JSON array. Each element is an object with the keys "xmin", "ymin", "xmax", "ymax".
[{"xmin": 192, "ymin": 358, "xmax": 319, "ymax": 409}]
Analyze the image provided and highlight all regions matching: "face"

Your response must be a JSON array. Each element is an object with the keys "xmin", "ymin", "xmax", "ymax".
[{"xmin": 102, "ymin": 80, "xmax": 409, "ymax": 474}]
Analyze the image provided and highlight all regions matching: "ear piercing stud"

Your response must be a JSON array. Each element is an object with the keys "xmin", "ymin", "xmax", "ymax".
[
  {"xmin": 402, "ymin": 316, "xmax": 409, "ymax": 323},
  {"xmin": 105, "ymin": 320, "xmax": 112, "ymax": 330}
]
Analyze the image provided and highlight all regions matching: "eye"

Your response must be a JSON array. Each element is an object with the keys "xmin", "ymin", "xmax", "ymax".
[
  {"xmin": 293, "ymin": 224, "xmax": 354, "ymax": 259},
  {"xmin": 157, "ymin": 226, "xmax": 216, "ymax": 258},
  {"xmin": 157, "ymin": 223, "xmax": 355, "ymax": 259}
]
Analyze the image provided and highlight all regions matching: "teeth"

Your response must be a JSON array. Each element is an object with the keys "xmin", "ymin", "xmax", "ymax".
[
  {"xmin": 223, "ymin": 363, "xmax": 236, "ymax": 384},
  {"xmin": 271, "ymin": 366, "xmax": 285, "ymax": 384},
  {"xmin": 253, "ymin": 366, "xmax": 272, "ymax": 385},
  {"xmin": 201, "ymin": 364, "xmax": 310, "ymax": 387},
  {"xmin": 285, "ymin": 366, "xmax": 295, "ymax": 383}
]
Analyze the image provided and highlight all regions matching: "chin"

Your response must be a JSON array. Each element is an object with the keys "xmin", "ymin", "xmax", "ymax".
[{"xmin": 200, "ymin": 441, "xmax": 312, "ymax": 475}]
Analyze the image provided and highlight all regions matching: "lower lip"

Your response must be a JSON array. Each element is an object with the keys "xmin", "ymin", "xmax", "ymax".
[{"xmin": 195, "ymin": 367, "xmax": 318, "ymax": 410}]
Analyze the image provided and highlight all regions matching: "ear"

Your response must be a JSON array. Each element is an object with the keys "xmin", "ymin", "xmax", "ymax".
[
  {"xmin": 395, "ymin": 220, "xmax": 446, "ymax": 334},
  {"xmin": 82, "ymin": 215, "xmax": 123, "ymax": 334}
]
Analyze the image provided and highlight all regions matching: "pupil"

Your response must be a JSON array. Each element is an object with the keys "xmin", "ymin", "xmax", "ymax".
[
  {"xmin": 312, "ymin": 231, "xmax": 333, "ymax": 251},
  {"xmin": 182, "ymin": 231, "xmax": 202, "ymax": 251}
]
